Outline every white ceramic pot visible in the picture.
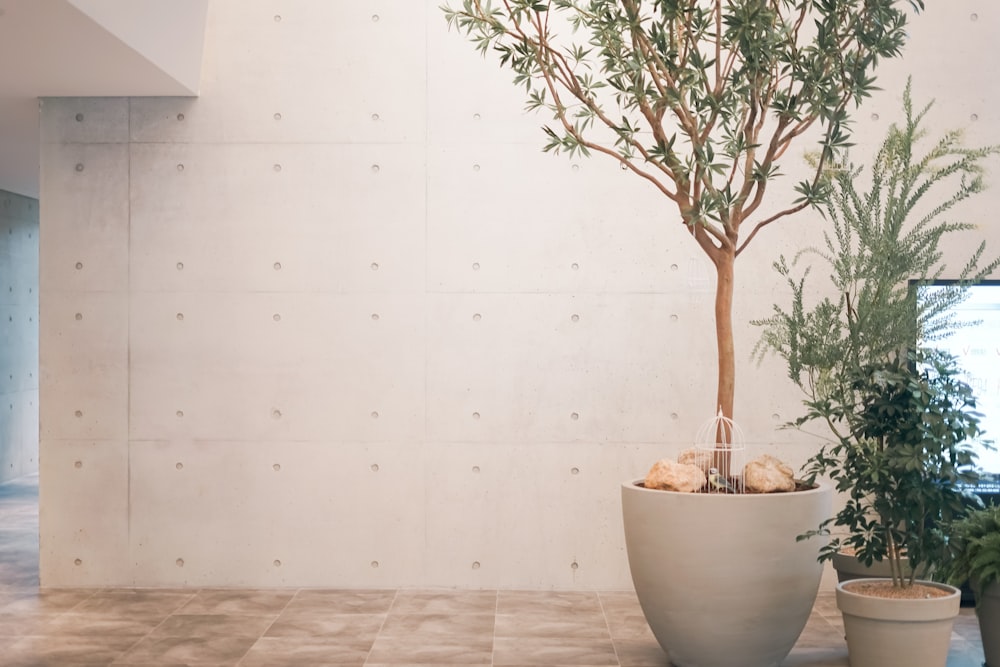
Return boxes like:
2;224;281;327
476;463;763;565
836;578;961;667
831;550;928;583
621;480;832;667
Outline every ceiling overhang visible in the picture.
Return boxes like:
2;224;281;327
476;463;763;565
0;0;209;197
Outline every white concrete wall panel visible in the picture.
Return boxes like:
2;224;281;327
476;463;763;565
128;440;428;587
38;143;129;293
36;0;1000;588
0;191;39;481
39;439;129;585
39;291;128;441
128;292;425;442
128;143;426;293
130;2;426;146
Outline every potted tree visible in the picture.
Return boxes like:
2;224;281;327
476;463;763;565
756;87;997;667
940;504;1000;667
442;2;925;665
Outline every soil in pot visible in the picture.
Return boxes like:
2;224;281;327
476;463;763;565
846;580;952;599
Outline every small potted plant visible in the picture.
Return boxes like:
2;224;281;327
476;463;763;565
755;85;998;667
940;504;1000;667
800;350;982;667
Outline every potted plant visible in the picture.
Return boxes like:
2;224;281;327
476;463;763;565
940;504;1000;667
819;351;983;667
756;87;997;667
442;2;925;665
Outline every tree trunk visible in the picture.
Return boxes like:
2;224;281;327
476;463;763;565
715;249;736;429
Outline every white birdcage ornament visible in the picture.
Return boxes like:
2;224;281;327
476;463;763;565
694;408;746;494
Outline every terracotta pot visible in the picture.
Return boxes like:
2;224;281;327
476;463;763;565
836;578;961;667
621;480;832;667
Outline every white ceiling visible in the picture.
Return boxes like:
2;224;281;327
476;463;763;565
0;0;209;198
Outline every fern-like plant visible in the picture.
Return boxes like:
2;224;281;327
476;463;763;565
941;504;1000;603
754;83;999;588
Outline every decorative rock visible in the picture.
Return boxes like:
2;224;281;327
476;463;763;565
678;448;713;472
645;459;706;493
744;454;796;493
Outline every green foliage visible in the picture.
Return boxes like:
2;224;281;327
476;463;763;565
755;86;999;587
754;83;1000;400
940;505;1000;603
796;350;985;588
442;0;924;238
443;0;927;425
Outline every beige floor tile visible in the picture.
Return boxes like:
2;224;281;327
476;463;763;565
0;588;96;613
239;636;372;666
7;633;139;665
612;637;668;667
366;635;493;664
114;634;257;665
149;613;276;639
179;588;296;615
492;635;619;666
264;610;385;638
390;590;497;615
286;589;397;614
378;612;495;638
35;612;164;639
496;590;602;615
72;589;195;619
494;610;610;639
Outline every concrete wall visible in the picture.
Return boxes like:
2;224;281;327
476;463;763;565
0;190;39;483
38;1;1000;588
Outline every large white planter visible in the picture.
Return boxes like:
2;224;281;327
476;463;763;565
836;578;961;667
621;480;832;667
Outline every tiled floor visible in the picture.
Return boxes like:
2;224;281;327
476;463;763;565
0;474;986;666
